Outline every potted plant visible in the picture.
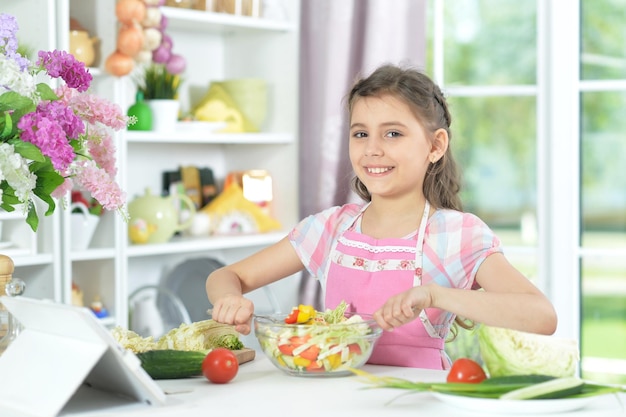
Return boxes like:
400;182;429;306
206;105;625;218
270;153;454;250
135;63;183;131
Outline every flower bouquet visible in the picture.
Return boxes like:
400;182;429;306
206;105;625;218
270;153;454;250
0;13;128;231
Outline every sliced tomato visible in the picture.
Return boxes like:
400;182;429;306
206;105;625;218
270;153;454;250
446;358;487;384
289;335;310;345
347;343;362;355
305;360;324;372
298;345;320;361
278;344;296;356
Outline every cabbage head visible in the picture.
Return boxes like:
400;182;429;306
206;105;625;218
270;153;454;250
478;325;579;377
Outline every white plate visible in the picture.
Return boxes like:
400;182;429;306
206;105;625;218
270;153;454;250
431;392;605;414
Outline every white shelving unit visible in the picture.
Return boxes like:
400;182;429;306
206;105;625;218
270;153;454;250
2;0;301;328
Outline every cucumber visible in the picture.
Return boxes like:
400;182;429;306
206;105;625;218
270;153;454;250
500;377;585;400
137;349;208;380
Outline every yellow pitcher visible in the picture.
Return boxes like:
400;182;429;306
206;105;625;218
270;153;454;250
69;30;98;67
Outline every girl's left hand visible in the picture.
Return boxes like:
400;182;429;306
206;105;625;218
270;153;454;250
373;285;434;331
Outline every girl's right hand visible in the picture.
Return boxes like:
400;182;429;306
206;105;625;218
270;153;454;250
210;295;255;335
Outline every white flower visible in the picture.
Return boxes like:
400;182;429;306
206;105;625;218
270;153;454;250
0;142;37;203
0;54;37;100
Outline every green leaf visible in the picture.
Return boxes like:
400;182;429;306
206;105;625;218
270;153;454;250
10;138;47;162
36;83;58;101
1;112;13;138
32;167;63;216
0;91;33;112
25;200;39;232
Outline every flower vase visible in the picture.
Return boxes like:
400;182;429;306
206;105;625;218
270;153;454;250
71;202;100;251
147;99;180;132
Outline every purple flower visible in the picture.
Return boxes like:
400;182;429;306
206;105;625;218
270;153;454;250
37;50;92;92
16;101;84;171
0;13;29;70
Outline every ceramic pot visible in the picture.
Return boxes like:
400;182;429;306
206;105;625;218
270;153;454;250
127;91;153;131
128;188;196;244
69;30;98;67
70;202;100;251
147;99;180;132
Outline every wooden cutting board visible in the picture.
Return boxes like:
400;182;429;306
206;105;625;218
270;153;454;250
233;348;256;364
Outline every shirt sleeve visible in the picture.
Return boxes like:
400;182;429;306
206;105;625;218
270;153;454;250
424;210;502;291
288;204;361;280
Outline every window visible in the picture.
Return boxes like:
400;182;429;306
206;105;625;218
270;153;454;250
429;0;626;383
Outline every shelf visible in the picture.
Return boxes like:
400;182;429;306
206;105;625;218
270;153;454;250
12;253;54;267
127;231;286;257
125;131;293;144
70;248;116;261
162;7;296;34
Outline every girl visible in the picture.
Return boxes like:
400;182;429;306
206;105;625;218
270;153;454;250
206;64;557;369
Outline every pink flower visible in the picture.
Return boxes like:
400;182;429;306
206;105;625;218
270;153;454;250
86;126;117;177
56;85;128;130
72;160;125;211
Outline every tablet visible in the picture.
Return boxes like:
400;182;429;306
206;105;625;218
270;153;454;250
0;296;166;417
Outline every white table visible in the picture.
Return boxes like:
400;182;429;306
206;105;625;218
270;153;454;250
5;357;625;417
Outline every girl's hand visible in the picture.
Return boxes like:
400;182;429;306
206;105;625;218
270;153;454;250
210;295;255;335
373;285;434;331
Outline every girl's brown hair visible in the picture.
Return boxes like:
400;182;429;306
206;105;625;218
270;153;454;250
347;64;462;212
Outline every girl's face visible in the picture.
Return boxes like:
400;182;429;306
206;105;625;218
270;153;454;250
349;94;438;200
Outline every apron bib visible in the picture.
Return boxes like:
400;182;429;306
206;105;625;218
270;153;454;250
324;201;448;369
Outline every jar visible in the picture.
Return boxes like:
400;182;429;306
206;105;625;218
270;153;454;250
69;30;98;67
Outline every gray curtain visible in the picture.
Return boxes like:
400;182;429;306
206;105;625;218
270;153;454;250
297;0;428;308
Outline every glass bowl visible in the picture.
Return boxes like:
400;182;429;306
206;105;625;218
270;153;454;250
254;312;382;377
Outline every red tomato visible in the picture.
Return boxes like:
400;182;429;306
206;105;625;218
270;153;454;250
446;358;487;383
202;348;239;384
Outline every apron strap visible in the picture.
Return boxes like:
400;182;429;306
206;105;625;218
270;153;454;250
414;200;440;338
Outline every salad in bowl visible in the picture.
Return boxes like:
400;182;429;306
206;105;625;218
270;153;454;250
254;301;382;377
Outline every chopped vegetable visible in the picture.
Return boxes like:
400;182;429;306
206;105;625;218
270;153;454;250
478;325;579;378
323;300;349;324
284;304;316;324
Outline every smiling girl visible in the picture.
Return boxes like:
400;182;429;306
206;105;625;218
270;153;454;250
206;64;557;369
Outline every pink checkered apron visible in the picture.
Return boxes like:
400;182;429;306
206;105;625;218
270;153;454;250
324;201;447;369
